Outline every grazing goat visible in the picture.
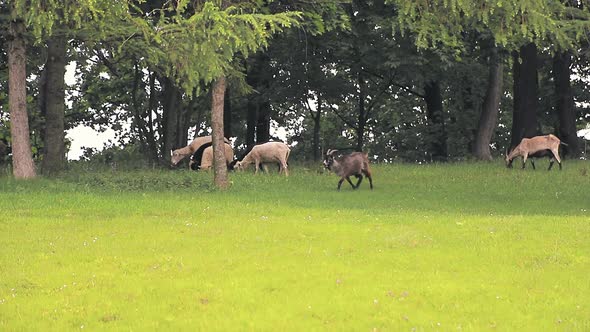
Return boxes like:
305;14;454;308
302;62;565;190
171;136;230;166
228;144;275;172
234;142;290;176
526;149;560;171
505;134;564;170
323;149;373;190
192;143;234;170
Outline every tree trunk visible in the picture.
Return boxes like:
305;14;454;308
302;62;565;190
424;80;447;161
177;95;189;151
162;77;181;162
146;72;159;162
131;61;150;158
473;47;503;160
510;43;539;148
41;35;67;176
223;86;232;138
246;53;271;145
356;73;366;152
312;97;321;161
256;100;270;144
8;16;35;179
246;98;257;148
211;77;229;190
553;51;580;157
190;91;205;139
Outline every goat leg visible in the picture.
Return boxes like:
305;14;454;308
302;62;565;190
363;170;373;190
337;178;345;191
354;174;363;189
345;176;356;189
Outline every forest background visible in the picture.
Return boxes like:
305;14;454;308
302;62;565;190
1;0;590;186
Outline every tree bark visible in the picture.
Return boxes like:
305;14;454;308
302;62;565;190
246;98;257;149
424;80;447;161
211;77;229;190
312;97;321;161
553;51;580;157
356;72;366;152
41;35;67;176
246;53;271;146
8;16;35;179
473;47;503;160
256;100;270;144
178;98;189;151
510;43;539;148
162;77;181;162
131;61;149;156
223;86;232;138
146;72;159;162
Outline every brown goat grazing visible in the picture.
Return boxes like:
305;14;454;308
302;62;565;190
505;134;564;170
323;149;373;191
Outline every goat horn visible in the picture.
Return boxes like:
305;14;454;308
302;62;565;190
170;150;173;157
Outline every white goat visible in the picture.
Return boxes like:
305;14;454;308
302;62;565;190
234;142;291;176
505;134;564;170
190;143;234;170
324;149;373;190
171;136;230;166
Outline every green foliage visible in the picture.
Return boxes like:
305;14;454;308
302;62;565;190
131;2;301;94
1;163;589;330
9;0;130;42
389;0;590;51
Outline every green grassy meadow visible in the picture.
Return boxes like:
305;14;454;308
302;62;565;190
1;161;589;331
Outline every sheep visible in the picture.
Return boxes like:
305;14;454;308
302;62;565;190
170;135;230;166
323;149;373;190
234;142;291;176
505;134;565;170
189;143;234;170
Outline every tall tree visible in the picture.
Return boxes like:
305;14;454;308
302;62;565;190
473;46;504;160
7;8;35;178
511;43;539;148
553;51;580;157
211;76;228;189
40;34;67;175
424;79;447;161
162;77;182;162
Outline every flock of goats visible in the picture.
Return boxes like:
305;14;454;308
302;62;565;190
170;134;566;191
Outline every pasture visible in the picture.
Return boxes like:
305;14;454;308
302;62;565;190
1;161;589;331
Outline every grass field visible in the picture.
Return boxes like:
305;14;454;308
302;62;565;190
1;161;589;331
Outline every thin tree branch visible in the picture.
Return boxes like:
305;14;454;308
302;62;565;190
328;104;358;130
362;68;425;98
94;49;120;77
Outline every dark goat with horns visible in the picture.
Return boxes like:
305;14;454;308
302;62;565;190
323;149;373;191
